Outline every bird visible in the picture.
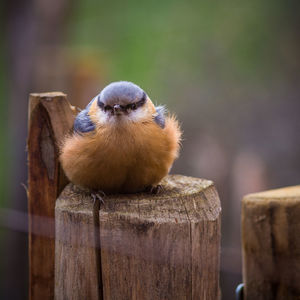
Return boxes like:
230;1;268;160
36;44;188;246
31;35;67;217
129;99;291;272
60;81;182;194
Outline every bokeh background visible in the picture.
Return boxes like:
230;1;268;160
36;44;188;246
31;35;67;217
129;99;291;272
1;0;300;299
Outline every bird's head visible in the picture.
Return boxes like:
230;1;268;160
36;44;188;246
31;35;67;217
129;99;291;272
90;81;155;125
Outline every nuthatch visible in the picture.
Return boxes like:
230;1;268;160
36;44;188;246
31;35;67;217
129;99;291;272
60;81;182;194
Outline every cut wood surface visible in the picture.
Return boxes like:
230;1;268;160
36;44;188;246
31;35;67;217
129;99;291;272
242;185;300;300
55;175;221;300
27;92;77;300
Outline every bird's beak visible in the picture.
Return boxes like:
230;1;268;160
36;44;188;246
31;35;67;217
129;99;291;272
113;104;123;115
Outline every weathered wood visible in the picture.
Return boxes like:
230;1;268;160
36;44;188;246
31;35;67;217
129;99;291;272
55;175;221;300
242;185;300;300
55;184;102;300
100;175;221;300
27;92;77;300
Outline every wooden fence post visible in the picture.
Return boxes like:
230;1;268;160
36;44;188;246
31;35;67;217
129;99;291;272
27;92;77;300
242;185;300;300
55;176;221;300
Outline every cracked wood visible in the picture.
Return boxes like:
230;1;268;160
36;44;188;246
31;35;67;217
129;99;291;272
55;175;221;300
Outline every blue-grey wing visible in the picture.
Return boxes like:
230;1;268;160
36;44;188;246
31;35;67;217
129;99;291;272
74;109;95;134
154;106;166;129
74;97;97;134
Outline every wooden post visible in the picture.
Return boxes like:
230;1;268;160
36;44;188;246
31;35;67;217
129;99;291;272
242;185;300;300
27;92;77;300
55;175;221;300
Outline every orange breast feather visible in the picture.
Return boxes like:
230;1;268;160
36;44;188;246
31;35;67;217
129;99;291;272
60;115;181;193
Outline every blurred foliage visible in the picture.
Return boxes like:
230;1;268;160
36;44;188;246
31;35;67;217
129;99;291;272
68;0;298;97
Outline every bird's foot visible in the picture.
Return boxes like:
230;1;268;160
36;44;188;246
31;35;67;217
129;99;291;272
144;184;164;195
91;190;106;207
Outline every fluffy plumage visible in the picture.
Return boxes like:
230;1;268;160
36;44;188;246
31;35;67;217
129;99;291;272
60;81;182;193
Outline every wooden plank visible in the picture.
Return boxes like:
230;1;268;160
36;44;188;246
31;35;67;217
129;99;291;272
99;175;221;300
27;92;77;300
55;184;102;300
242;185;300;300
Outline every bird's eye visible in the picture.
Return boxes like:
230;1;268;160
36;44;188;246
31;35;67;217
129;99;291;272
104;105;112;111
131;103;137;110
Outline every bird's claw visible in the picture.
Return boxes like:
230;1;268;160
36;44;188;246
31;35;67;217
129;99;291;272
91;191;105;206
145;184;163;195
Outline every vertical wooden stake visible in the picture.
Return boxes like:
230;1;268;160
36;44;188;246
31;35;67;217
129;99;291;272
27;92;77;300
242;185;300;300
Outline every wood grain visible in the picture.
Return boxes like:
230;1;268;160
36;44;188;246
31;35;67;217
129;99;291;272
27;92;77;300
55;175;221;300
55;184;102;300
242;185;300;300
100;175;221;300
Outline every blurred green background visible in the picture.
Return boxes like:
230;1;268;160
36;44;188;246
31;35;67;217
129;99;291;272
1;0;300;298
